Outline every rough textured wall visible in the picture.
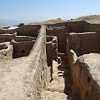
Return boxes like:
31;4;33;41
11;36;36;58
12;41;35;58
65;21;98;33
0;25;41;38
14;36;36;42
47;21;87;32
76;54;100;100
46;26;66;53
66;30;100;99
0;29;11;34
15;25;41;37
67;33;80;56
70;22;100;32
46;36;58;66
0;34;16;43
68;32;100;56
0;25;47;100
65;21;85;32
47;20;100;32
80;33;100;55
66;32;100;100
28;25;47;100
0;42;13;59
83;23;100;32
67;50;100;100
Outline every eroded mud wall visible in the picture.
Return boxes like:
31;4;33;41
67;50;100;100
46;26;66;53
15;25;40;37
0;25;41;37
0;42;13;59
0;34;16;43
66;32;100;100
68;32;100;56
12;41;35;58
27;25;47;100
46;36;58;66
0;26;47;100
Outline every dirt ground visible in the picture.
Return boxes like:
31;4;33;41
41;61;68;100
41;60;81;100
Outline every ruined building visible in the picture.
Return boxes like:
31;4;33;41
0;16;100;100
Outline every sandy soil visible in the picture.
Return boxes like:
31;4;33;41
0;57;31;100
41;60;82;100
41;61;69;100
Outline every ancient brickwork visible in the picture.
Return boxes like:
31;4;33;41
0;34;16;43
67;32;100;100
0;25;47;100
15;25;40;37
67;50;100;100
46;26;66;53
68;32;100;56
11;36;36;58
0;18;100;100
0;42;13;59
46;36;58;66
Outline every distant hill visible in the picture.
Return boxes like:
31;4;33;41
73;15;100;24
29;19;65;25
29;15;100;25
0;19;31;28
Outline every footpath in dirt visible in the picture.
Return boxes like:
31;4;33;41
41;60;71;100
41;60;81;100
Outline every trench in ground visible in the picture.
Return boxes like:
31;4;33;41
41;53;81;100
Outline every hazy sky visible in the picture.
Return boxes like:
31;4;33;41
0;0;100;21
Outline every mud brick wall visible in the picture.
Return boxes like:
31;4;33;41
68;32;100;56
67;50;100;100
46;26;66;53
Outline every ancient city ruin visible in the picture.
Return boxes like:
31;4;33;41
0;15;100;100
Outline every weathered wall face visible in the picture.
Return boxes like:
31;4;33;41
12;41;35;58
76;54;100;100
65;21;85;32
14;36;36;42
47;21;87;32
0;42;13;59
0;43;8;50
0;25;41;38
65;21;100;32
15;25;41;37
47;20;100;32
0;34;16;43
46;26;66;53
80;33;100;55
0;26;47;100
46;36;58;66
65;21;100;33
11;36;36;58
68;32;100;56
67;33;80;56
27;25;47;100
0;29;11;34
0;32;37;58
66;30;100;99
83;23;100;32
67;50;100;100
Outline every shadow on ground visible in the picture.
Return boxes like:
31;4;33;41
58;62;81;100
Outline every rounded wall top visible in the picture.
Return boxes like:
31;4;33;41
0;43;8;50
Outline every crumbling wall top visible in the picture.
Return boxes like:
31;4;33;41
77;53;100;86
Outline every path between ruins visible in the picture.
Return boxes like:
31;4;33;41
41;60;80;100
